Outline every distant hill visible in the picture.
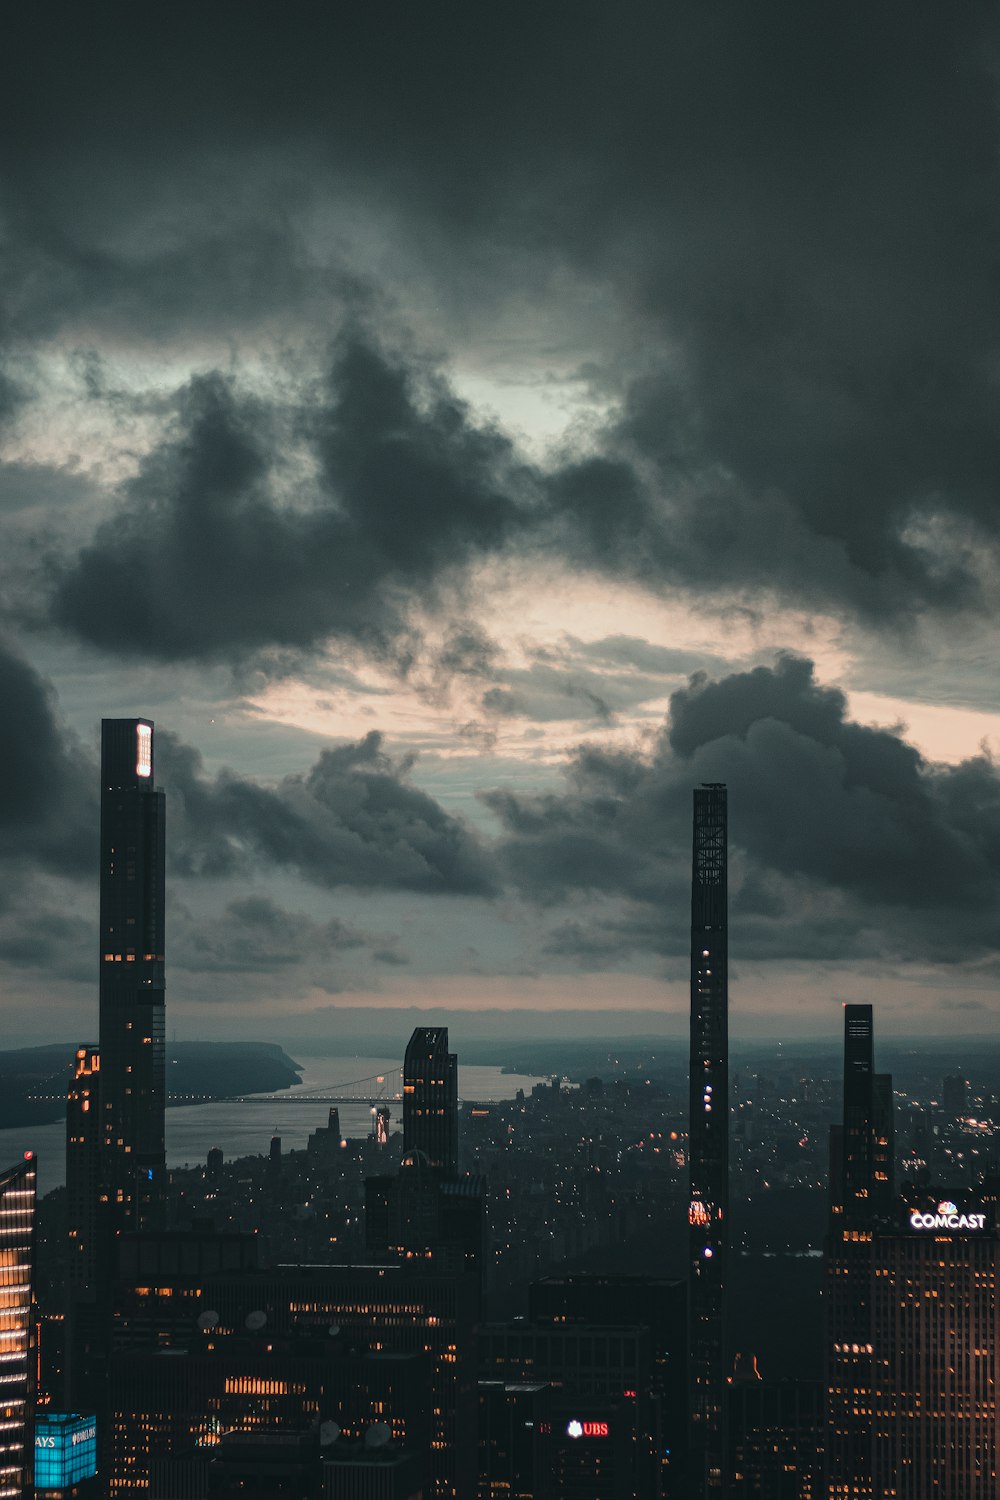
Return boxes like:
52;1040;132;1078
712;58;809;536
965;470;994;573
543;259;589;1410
0;1041;301;1128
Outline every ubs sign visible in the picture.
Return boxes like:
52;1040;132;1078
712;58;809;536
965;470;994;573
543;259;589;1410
909;1200;988;1232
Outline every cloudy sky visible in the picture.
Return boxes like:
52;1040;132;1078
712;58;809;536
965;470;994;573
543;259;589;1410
2;2;1000;1045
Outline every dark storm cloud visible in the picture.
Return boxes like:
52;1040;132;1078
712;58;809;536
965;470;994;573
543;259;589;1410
170;894;404;981
0;642;493;897
159;728;495;896
487;656;1000;963
51;337;528;662
0;639;96;874
3;3;999;648
0;892;91;982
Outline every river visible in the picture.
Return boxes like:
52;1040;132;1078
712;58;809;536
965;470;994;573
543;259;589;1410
0;1053;547;1196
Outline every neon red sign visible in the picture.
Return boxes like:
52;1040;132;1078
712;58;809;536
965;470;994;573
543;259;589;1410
566;1419;610;1438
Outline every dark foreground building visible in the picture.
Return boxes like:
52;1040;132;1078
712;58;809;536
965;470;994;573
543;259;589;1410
824;1005;1000;1498
106;1244;474;1499
403;1028;458;1175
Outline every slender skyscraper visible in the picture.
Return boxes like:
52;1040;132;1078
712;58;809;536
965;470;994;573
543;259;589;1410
838;1003;894;1227
0;1153;36;1500
98;718;166;1232
403;1026;458;1174
688;783;729;1493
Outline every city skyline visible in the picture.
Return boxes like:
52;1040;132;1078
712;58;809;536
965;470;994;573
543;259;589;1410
4;6;1000;1044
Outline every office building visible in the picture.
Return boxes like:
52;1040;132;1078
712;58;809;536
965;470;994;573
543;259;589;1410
0;1153;36;1500
33;1411;98;1498
366;1167;485;1287
727;1379;822;1499
942;1074;968;1118
823;1006;1000;1497
99;718;166;1233
548;1404;636;1500
478;1380;552;1499
109;1256;471;1499
307;1109;345;1162
530;1275;687;1496
688;783;729;1492
403;1029;458;1174
825;1195;1000;1499
320;1444;425;1499
479;1321;651;1498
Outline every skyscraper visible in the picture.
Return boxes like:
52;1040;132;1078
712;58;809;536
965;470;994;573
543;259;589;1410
99;718;166;1233
836;1004;894;1228
825;1184;1000;1496
818;1005;1000;1499
688;783;728;1494
403;1027;458;1174
0;1153;36;1500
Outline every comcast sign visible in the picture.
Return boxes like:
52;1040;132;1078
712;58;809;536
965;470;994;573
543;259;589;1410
908;1200;987;1232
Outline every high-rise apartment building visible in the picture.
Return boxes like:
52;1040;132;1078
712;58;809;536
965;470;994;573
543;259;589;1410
0;1153;36;1500
403;1028;458;1175
688;783;729;1493
98;718;166;1232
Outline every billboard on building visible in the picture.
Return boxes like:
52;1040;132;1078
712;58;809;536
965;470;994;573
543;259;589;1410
34;1413;97;1491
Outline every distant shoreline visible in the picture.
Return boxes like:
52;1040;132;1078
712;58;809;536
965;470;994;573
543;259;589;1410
0;1040;301;1131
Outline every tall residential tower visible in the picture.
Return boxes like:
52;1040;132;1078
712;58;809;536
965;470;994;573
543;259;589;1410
403;1026;458;1174
98;718;166;1232
688;783;729;1493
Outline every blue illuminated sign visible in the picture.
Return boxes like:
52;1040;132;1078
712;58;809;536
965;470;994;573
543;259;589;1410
34;1412;97;1489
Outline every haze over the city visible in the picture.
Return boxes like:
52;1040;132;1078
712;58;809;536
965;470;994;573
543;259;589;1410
2;3;1000;1043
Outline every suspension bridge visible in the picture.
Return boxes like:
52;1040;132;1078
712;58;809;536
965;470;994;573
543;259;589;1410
168;1067;405;1108
28;1067;405;1110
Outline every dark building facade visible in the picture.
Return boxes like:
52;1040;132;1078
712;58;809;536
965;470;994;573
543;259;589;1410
530;1275;687;1497
478;1380;552;1499
109;1255;474;1500
66;1045;102;1294
0;1153;36;1500
688;783;729;1493
99;718;166;1234
822;1005;1000;1497
838;1005;894;1226
403;1029;458;1175
825;1201;1000;1499
366;1168;485;1288
727;1379;822;1499
478;1321;652;1499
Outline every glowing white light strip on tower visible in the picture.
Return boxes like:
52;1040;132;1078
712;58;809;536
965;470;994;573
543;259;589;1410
136;724;152;777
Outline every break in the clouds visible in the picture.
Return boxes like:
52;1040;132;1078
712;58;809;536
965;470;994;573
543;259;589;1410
2;4;1000;1031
